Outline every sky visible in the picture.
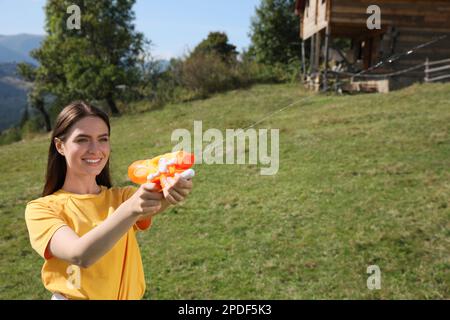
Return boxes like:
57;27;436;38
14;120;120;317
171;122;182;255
0;0;261;59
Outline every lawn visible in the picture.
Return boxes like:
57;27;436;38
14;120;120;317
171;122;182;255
0;83;449;299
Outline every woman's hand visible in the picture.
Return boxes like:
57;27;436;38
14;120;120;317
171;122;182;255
127;183;164;218
161;173;193;205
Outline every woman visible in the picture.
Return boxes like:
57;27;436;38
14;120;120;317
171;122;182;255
25;101;193;300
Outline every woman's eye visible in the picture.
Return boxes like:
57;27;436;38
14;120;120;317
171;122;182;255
75;137;108;143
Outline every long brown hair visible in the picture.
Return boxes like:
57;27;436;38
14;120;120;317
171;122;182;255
42;101;112;196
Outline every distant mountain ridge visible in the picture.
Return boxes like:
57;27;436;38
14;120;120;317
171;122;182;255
0;34;45;64
0;34;45;132
0;44;31;64
0;66;29;132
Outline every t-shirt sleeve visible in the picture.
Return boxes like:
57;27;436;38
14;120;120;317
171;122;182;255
25;199;68;260
122;185;153;232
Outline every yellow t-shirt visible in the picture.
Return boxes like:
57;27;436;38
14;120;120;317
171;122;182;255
24;185;151;300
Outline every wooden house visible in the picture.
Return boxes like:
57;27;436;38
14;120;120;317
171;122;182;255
295;0;450;92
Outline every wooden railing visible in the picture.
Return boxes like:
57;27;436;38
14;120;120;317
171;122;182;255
425;58;450;83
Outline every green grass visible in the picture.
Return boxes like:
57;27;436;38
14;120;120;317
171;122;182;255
0;83;449;299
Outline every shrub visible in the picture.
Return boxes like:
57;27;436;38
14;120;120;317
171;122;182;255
0;127;22;145
181;52;242;97
239;58;302;84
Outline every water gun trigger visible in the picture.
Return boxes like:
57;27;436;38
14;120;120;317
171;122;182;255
179;168;195;180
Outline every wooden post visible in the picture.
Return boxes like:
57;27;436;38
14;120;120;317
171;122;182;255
315;32;321;73
314;32;321;92
323;25;331;92
425;57;429;83
310;34;315;74
301;40;306;82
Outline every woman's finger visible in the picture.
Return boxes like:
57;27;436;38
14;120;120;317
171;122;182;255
142;182;158;192
168;188;184;202
142;199;161;208
173;176;192;189
172;187;190;197
164;193;179;205
141;190;163;200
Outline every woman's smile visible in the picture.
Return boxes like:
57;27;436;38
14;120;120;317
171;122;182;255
83;158;103;166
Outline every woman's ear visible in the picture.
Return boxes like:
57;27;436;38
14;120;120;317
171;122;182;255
54;137;65;156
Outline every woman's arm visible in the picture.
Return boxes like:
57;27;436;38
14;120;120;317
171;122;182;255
49;177;193;268
49;201;139;268
49;183;162;268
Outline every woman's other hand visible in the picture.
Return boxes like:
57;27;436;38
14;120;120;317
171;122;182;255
161;173;193;205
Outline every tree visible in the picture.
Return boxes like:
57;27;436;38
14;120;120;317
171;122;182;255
191;32;238;63
248;0;302;65
29;0;146;116
137;42;167;100
181;32;240;96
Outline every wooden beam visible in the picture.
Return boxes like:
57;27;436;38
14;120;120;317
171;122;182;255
301;40;306;81
323;25;331;91
315;32;321;72
310;34;315;74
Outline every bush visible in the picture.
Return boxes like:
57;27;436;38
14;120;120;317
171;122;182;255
239;58;302;84
132;50;303;112
0;127;22;146
153;73;183;106
20;115;48;140
135;58;185;110
181;52;243;97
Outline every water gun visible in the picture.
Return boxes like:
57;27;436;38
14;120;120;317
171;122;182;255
128;151;195;191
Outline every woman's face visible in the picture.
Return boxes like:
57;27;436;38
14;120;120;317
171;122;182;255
55;116;110;178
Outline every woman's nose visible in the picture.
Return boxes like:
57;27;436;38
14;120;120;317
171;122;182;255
88;141;101;152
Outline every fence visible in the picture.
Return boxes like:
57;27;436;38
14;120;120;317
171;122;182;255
425;58;450;83
318;57;450;93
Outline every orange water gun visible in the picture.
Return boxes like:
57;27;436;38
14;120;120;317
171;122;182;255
128;151;195;191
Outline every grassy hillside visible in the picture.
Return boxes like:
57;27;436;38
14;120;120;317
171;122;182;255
0;83;449;299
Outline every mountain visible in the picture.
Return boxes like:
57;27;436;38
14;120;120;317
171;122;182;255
0;62;19;77
0;44;31;64
0;35;45;132
0;34;45;64
0;63;31;132
157;59;171;72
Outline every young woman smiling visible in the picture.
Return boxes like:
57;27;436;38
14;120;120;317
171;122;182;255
25;101;193;300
